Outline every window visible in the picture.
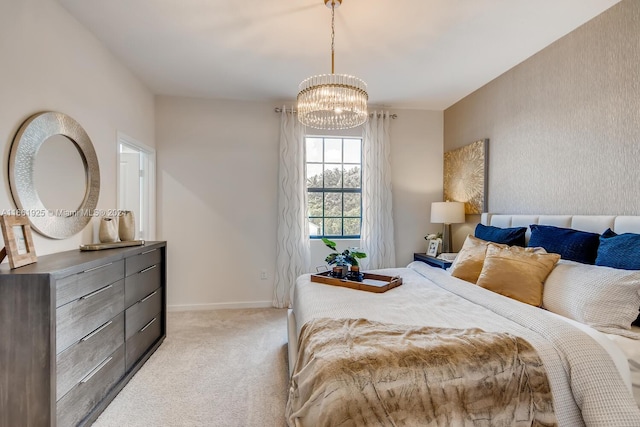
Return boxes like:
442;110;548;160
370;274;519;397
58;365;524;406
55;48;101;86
306;136;362;238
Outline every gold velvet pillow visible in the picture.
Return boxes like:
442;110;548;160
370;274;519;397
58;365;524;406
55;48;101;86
476;244;561;306
449;235;503;284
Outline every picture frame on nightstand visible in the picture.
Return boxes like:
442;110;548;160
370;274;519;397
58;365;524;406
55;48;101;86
426;240;439;257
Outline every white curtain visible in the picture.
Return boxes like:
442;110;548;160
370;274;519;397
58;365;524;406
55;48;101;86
273;107;310;308
361;111;396;269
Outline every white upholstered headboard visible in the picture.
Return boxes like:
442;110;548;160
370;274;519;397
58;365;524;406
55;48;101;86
481;213;640;242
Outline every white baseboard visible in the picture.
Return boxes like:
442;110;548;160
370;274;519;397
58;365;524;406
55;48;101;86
167;300;273;312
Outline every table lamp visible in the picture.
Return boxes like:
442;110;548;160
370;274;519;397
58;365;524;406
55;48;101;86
430;201;465;253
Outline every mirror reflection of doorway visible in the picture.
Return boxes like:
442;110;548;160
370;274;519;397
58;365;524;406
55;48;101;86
117;133;156;240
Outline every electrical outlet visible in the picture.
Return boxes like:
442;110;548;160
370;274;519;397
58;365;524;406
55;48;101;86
260;270;268;280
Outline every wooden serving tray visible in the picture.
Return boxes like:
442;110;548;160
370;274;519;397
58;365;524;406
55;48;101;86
310;271;403;293
79;240;145;251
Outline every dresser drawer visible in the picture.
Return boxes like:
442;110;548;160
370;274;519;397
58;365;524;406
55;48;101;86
56;312;124;401
56;280;125;354
125;263;161;307
125;248;162;277
125;288;162;341
56;260;124;308
57;344;125;427
126;313;161;371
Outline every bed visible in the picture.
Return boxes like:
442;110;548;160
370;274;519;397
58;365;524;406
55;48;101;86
286;214;640;426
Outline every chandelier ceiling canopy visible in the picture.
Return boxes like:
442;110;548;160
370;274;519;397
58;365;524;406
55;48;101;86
296;0;369;130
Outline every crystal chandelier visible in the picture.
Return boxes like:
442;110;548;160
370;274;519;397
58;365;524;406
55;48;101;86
297;0;368;130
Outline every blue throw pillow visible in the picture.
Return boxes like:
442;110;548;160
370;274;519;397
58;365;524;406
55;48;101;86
596;228;640;270
474;223;526;247
528;224;600;264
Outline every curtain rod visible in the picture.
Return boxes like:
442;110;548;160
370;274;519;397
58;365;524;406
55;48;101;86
274;107;397;119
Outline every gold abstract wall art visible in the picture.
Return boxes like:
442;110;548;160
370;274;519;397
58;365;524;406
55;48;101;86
444;139;488;214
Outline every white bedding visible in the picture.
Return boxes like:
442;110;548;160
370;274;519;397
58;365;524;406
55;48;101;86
604;327;640;404
479;212;640;406
291;262;640;427
449;262;640;396
545;310;632;391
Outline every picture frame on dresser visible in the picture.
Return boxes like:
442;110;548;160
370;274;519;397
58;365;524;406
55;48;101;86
0;214;37;269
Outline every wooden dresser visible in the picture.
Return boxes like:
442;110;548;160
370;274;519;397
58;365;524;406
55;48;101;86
0;241;167;427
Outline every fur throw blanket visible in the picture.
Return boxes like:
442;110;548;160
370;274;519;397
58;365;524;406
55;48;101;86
287;318;556;427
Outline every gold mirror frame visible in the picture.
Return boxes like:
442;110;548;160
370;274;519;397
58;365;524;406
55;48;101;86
9;112;100;239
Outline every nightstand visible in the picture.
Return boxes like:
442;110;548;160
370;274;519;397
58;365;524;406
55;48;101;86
413;253;453;269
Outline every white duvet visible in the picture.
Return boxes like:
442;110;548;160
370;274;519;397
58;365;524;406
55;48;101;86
292;262;640;427
604;328;640;405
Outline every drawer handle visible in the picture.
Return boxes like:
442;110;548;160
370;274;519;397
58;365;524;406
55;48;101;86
83;262;114;273
80;356;113;384
141;249;157;255
139;265;157;274
80;284;113;300
140;291;158;304
139;317;157;333
81;320;113;342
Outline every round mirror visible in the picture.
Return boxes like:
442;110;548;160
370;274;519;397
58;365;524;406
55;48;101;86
9;112;100;239
34;134;88;211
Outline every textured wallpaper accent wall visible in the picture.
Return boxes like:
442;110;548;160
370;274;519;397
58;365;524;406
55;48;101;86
444;0;639;216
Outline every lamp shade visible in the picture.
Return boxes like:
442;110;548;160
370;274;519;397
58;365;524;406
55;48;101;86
431;202;465;224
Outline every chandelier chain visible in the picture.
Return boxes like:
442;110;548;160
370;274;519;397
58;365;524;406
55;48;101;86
331;2;335;74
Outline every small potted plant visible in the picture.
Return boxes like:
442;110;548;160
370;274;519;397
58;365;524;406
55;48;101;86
322;237;367;279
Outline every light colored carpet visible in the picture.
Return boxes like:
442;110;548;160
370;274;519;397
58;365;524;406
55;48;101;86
92;308;289;427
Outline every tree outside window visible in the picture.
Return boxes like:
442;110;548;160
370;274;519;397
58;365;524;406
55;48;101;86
306;136;362;238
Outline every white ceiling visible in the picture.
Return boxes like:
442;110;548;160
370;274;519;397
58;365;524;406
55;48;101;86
58;0;620;110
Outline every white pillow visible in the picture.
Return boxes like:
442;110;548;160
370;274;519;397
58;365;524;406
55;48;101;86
543;260;640;338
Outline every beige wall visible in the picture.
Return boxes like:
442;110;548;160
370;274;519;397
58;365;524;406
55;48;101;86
156;97;280;310
0;0;155;256
390;109;444;264
444;0;640;248
156;96;442;309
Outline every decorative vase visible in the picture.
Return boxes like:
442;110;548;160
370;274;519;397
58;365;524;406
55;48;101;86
118;210;135;241
99;218;118;243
